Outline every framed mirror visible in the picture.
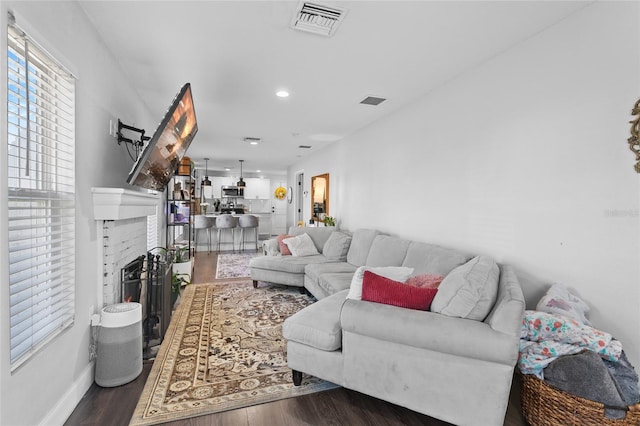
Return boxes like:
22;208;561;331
311;173;329;222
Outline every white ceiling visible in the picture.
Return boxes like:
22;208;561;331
78;0;590;176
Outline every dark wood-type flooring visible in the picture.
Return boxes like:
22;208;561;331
65;251;527;426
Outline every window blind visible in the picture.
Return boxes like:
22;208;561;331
7;26;76;370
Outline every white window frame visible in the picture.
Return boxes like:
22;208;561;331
7;24;76;371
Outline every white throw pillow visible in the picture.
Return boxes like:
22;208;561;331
283;233;319;257
430;255;499;321
346;266;414;300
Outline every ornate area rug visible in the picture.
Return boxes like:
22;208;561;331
129;281;337;425
215;253;260;278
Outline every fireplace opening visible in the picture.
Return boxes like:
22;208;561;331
121;255;145;303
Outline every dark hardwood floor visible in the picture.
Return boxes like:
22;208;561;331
65;251;527;426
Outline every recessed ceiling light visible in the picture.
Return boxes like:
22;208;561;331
256;169;262;173
276;90;290;98
224;167;231;171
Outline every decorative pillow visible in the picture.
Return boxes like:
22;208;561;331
346;266;414;300
283;233;319;257
277;234;292;256
405;274;444;289
362;271;438;311
322;232;352;261
430;255;499;321
536;283;591;325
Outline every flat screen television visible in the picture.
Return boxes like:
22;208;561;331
127;83;198;191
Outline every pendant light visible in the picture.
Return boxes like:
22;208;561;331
201;157;211;186
237;159;246;189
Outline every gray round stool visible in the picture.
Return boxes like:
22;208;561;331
239;214;259;251
216;214;239;252
194;215;215;253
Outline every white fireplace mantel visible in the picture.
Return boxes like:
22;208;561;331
92;187;160;220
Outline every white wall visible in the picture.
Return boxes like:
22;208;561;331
290;2;640;368
0;2;156;424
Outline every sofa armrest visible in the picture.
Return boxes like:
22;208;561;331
340;299;520;365
262;238;280;256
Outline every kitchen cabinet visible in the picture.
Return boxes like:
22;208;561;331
243;178;271;199
254;213;272;239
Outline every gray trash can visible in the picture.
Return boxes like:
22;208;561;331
95;302;142;387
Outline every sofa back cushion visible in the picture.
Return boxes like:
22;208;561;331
346;229;380;266
289;226;336;252
322;231;352;261
365;235;410;267
402;241;470;276
430;255;499;321
483;264;525;337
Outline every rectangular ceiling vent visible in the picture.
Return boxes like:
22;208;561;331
360;96;387;106
291;2;347;37
298;145;313;149
243;137;261;142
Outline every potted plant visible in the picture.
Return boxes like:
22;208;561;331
171;245;193;282
171;272;191;307
323;216;336;227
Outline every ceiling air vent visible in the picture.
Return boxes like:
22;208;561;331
298;145;312;149
291;2;347;37
360;96;387;106
243;137;261;145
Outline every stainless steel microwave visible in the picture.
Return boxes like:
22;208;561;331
221;186;243;197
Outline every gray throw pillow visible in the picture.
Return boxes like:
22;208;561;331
322;232;352;261
431;255;499;321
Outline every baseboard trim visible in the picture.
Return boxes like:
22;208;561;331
39;361;95;426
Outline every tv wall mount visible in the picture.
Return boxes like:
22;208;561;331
117;119;151;160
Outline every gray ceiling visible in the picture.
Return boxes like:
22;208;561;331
78;1;590;176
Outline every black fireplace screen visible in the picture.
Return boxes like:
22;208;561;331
120;251;170;358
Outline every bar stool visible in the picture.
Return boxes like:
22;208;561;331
238;215;259;252
194;215;215;254
216;214;239;252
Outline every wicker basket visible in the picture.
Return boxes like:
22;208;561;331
521;373;640;426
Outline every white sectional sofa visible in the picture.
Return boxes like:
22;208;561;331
249;227;525;426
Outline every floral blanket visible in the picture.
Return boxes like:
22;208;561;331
518;310;623;378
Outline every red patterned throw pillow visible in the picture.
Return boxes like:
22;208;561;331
362;270;438;311
277;234;292;255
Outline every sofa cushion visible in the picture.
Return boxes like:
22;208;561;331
283;290;348;351
402;241;470;276
346;266;414;300
250;253;330;274
362;271;438;311
431;255;499;321
305;262;358;283
346;229;380;266
365;235;410;267
284;233;320;257
322;231;352;261
277;234;293;255
316;272;355;295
